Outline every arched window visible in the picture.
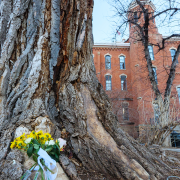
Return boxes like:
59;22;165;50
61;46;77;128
148;45;154;60
120;56;126;69
134;12;138;23
153;103;159;123
121;75;127;90
122;102;129;120
105;75;112;90
105;55;111;69
177;87;180;104
151;12;154;23
152;67;158;84
170;49;176;61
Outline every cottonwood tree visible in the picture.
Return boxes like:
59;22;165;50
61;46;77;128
111;0;180;146
0;0;179;179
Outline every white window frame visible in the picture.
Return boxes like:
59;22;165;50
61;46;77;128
105;54;112;69
169;47;177;62
118;54;126;70
105;74;112;91
152;66;158;84
120;74;127;91
148;45;154;61
122;102;129;120
176;85;180;104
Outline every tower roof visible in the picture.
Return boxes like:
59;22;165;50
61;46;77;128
128;0;156;11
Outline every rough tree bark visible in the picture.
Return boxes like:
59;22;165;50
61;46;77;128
0;0;179;179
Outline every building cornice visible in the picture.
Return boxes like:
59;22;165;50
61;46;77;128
93;43;130;49
162;36;180;41
93;47;129;51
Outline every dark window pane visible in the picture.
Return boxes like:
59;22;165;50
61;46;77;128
171;49;176;61
153;104;159;123
105;55;111;69
148;45;154;60
122;103;129;120
121;75;127;90
120;56;126;69
152;67;158;84
106;75;111;90
152;12;154;23
134;12;138;23
177;87;180;103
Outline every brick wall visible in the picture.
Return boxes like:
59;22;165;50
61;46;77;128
93;3;180;139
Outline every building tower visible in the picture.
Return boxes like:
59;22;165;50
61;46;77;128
93;0;180;142
128;0;163;136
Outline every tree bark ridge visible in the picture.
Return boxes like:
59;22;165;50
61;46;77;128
0;0;178;179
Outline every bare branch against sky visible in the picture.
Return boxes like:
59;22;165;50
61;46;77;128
93;0;180;43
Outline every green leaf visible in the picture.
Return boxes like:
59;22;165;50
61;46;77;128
49;154;59;162
33;148;40;155
56;149;60;155
45;146;53;152
32;139;40;146
27;145;33;157
53;146;60;155
55;153;59;160
32;154;38;162
41;144;45;150
39;167;45;180
34;144;40;149
50;151;55;155
55;144;60;151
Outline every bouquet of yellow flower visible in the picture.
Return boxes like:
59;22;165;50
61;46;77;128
10;130;66;180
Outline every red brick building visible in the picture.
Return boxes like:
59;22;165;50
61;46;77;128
93;1;180;139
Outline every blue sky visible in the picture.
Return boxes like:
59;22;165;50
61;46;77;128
92;0;120;43
92;0;180;43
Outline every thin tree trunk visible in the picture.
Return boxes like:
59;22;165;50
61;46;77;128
0;0;179;179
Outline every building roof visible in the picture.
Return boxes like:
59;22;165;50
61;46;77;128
93;42;130;48
162;36;180;41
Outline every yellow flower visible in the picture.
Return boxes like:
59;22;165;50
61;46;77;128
60;147;64;151
27;134;31;138
16;140;26;149
10;141;16;149
39;134;47;144
20;133;26;140
44;133;51;140
14;133;26;142
36;130;43;136
35;130;44;140
27;131;36;139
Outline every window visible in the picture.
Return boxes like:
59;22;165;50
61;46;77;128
151;12;154;23
134;12;138;23
122;102;129;120
148;45;154;60
171;49;176;61
177;87;180;103
121;75;127;90
152;67;158;84
105;75;112;91
105;55;111;69
120;56;126;69
153;103;159;123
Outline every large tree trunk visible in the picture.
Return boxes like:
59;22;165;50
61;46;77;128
0;0;179;179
